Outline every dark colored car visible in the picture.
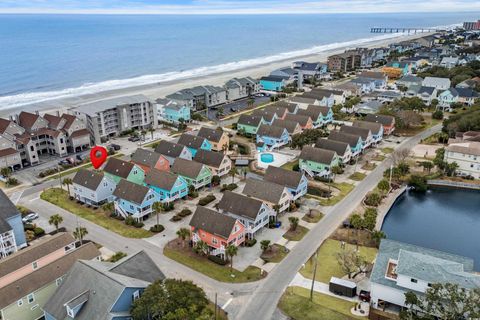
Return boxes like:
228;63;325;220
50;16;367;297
109;144;121;151
128;136;141;142
359;290;371;302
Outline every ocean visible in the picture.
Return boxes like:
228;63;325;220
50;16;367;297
0;12;478;110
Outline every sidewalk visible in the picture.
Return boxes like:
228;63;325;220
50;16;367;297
289;273;359;303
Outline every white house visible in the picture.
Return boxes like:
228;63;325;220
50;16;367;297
444;141;480;179
72;169;116;207
370;239;480;314
422;77;451;90
439;56;459;69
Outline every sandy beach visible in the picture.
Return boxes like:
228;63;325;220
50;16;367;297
0;32;432;118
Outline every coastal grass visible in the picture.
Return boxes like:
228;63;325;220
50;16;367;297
163;244;265;283
372;154;386;161
361;162;377;171
300;239;378;283
318;182;354;206
279;287;363;320
260;244;289;263
302;211;324;223
40;188;153;238
283;225;309;241
281;159;299;171
381;147;394;154
348;172;366;181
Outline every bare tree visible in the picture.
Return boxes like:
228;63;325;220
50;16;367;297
335;248;368;279
391;148;412;166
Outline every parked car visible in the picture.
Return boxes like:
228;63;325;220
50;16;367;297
230;107;237;112
109;144;121;151
58;159;70;165
76;154;88;161
22;213;39;223
359;290;371;302
128;136;141;142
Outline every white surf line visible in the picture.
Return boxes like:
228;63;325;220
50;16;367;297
222;298;233;310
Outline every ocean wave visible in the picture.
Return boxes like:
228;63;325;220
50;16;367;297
0;24;458;111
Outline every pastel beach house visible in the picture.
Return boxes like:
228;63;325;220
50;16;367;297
217;191;273;238
158;102;191;124
242;178;292;214
365;114;396;135
193;149;232;178
284;113;314;130
190;206;245;258
237;114;265;136
259;75;288;91
113;179;158;221
197;127;229;152
130;148;170;174
264;166;308;200
177;133;212;157
71;169;116;207
328;131;364;158
271;119;302;136
171;158;212;190
297;105;333;128
154;140;192;166
299;146;340;178
256;124;290;150
252;109;278;125
315;138;352;165
144;169;188;202
353;120;384;145
103;157;145;185
340;125;373;149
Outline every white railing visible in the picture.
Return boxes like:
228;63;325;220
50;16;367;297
211;245;226;256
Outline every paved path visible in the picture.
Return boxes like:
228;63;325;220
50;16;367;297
289;273;358;302
235;124;442;320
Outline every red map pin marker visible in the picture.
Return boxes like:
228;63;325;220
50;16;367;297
90;146;108;169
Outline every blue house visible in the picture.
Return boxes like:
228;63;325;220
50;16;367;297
259;75;288;91
113;179;159;221
144;169;188;202
43;251;165;320
256;124;290;150
328;131;364;157
177;133;212;157
0;189;27;258
160;103;191;124
297;105;334;128
264;166;308;200
353;120;384;145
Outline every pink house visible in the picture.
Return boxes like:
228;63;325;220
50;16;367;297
130;148;170;173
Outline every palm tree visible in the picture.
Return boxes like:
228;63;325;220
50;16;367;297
260;240;271;253
225;244;238;272
0;167;12;178
73;226;88;245
247;98;255;108
148;127;155;140
371;230;386;248
288;217;299;231
273;204;281;222
176;227;190;248
194;240;208;256
152;201;165;226
48;214;63;232
62;178;73;195
229;166;238;184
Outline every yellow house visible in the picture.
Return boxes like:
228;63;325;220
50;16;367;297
381;67;403;80
197;127;229;152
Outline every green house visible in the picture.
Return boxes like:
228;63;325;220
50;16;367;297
237;114;265;136
103;157;145;185
172;158;212;190
299;146;339;178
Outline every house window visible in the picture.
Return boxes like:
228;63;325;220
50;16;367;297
427;283;432;287
27;293;35;304
212;238;218;244
133;290;140;301
17;299;23;307
56;278;63;286
411;278;418;283
32;261;38;270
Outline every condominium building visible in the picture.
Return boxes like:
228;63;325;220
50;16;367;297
0;189;26;259
327;51;362;72
166;85;227;110
71;95;158;144
444;141;480;179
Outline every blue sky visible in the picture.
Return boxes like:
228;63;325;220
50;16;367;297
1;0;480;14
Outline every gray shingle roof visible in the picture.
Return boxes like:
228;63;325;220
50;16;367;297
272;119;300;134
315;138;349;157
154;140;187;158
237;114;263;127
103;158;135;179
299;146;337;164
256;124;288;139
72;169;105;191
172;158;206;179
297;105;330;119
217;191;264;220
130;148;164;168
340;125;371;141
113;179;150;205
190;206;238;239
264;106;288;118
197;127;224;143
144;169;180;190
353;120;383;135
271;101;298;113
43;251;164;320
365;114;395;126
193;149;227;168
285;113;312;127
178;133;208;150
252;109;277;122
329;131;362;148
264;166;304;189
242;178;287;204
0;189;19;233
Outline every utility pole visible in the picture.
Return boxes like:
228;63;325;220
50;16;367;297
389;163;393;187
214;292;218;320
310;250;319;301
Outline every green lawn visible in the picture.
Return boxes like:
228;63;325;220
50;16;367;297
260;244;289;263
164;246;265;283
361;162;377;171
318;182;354;206
281;159;299;171
283;225;309;241
300;239;378;283
372;154;386;161
302;211;324;223
348;172;366;181
40;188;153;238
381;147;394;154
278;287;363;320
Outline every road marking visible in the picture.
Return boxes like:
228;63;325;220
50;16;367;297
29;196;40;202
222;298;233;309
9;190;24;204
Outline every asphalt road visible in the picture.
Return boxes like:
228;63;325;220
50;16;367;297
235;124;442;320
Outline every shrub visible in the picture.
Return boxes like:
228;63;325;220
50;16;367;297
292;163;300;171
208;255;229;265
108;251;127;262
133;222;144;228
198;194;216;206
150;224;165;233
237;143;250;155
178;208;192;217
211;175;221;186
33;227;45;237
220;183;238;192
363;208;378;231
125;216;135;226
307;186;330;197
408;175;428;192
163;202;175;212
170;215;182;222
432;110;443;120
24;223;35;231
6;177;19;186
244;238;257;247
364;192;382;207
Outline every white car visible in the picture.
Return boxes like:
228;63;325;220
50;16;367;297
22;213;39;223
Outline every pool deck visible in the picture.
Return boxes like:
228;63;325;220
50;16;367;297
256;151;296;169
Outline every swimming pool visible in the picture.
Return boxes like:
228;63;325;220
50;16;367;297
260;153;274;163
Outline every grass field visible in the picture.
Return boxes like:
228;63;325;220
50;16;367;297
318;182;354;206
283;225;309;241
348;172;366;181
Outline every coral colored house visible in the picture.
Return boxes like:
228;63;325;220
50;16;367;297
190;206;245;258
130;148;170;173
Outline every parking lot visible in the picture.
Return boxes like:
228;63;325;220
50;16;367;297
204;94;271;121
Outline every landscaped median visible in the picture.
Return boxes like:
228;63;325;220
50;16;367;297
40;188;153;238
163;240;266;283
306;182;355;207
279;286;365;320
